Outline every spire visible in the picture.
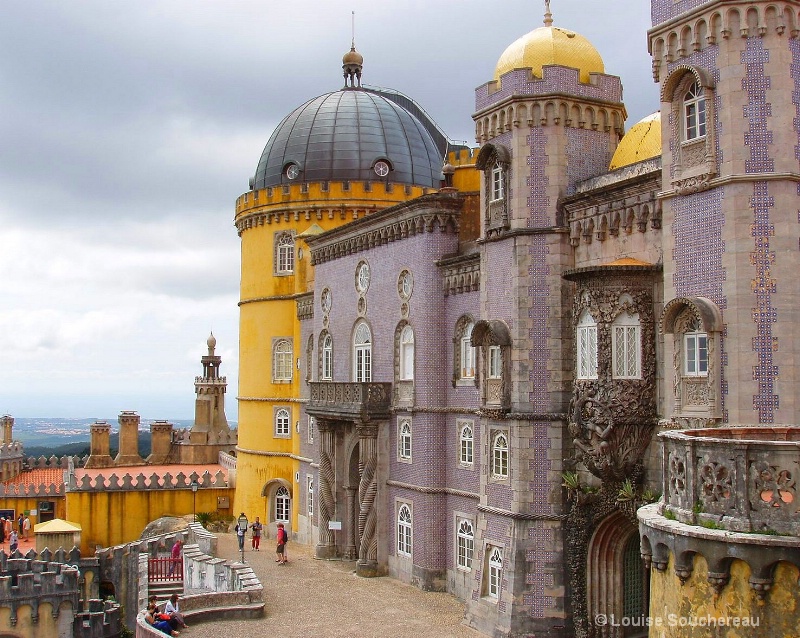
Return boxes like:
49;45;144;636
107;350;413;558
544;0;553;27
342;11;363;88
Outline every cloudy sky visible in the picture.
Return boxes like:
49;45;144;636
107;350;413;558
0;0;658;421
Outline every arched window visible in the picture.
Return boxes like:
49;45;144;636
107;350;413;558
684;321;708;377
577;311;598;380
273;339;293;382
612;311;641;379
491;432;509;479
397;503;412;556
399;325;414;380
275;408;291;437
684;81;706;141
461;322;476;379
276;233;295;274
274;485;291;522
488;346;502;379
491;164;504;201
398;419;412;461
457;518;474;570
321;333;333;380
459;421;474;466
488;546;503;598
353;322;372;382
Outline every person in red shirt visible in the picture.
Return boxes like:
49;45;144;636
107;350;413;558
275;523;287;564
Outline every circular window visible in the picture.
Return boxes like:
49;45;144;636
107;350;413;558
356;261;371;293
398;270;413;299
321;288;332;314
373;160;390;177
285;164;300;180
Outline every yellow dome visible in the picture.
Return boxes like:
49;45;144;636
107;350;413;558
494;26;605;84
609;112;662;170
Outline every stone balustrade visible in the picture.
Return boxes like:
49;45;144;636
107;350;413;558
661;425;800;535
307;382;392;421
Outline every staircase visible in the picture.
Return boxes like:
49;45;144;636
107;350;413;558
148;555;184;600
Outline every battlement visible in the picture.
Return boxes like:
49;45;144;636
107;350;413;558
0;442;24;459
75;600;122;638
67;469;227;492
172;429;237;446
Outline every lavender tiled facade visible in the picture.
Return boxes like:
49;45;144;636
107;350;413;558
266;3;800;637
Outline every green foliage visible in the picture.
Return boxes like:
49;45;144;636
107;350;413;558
642;488;661;504
561;471;581;491
195;512;214;529
692;501;704;515
617;478;637;502
699;519;724;530
119;624;134;638
663;508;676;521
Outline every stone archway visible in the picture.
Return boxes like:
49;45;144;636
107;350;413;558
587;511;646;638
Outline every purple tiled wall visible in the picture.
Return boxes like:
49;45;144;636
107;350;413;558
652;0;711;26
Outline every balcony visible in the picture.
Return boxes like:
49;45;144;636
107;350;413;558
307;382;392;422
661;426;800;535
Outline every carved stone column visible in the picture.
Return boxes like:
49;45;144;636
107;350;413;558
315;419;338;559
344;486;358;560
356;422;379;577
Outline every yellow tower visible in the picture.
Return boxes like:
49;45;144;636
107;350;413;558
233;46;454;534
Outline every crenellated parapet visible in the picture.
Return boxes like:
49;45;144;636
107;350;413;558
66;469;227;493
474;65;626;143
26;455;85;469
74;600;121;638
0;442;24;459
0;483;62;496
649;2;800;82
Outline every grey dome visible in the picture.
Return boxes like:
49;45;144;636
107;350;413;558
252;87;448;190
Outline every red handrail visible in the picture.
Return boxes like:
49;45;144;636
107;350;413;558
148;556;183;582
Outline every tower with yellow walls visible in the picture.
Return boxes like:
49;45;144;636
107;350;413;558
232;46;460;534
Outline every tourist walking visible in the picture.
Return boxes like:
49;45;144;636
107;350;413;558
275;522;288;564
22;516;30;540
250;517;263;550
168;539;182;576
9;531;18;553
234;515;246;551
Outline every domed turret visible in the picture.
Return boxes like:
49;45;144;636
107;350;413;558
494;3;604;84
343;43;363;87
251;88;447;190
609;112;661;170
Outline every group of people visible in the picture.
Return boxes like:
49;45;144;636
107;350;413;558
145;593;188;636
234;515;288;564
0;514;30;551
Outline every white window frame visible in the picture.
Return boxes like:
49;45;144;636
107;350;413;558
461;322;476;379
487;546;503;599
577;311;598;380
684;330;709;377
307;476;314;516
275;408;291;437
276;233;295;274
321;333;333;381
458;420;474;467
488;345;502;379
398;419;412;462
491;164;504;202
397;503;412;557
683;81;706;141
273;338;293;383
612;312;641;379
491;432;509;479
307;415;315;444
456;518;475;571
353;322;372;382
275;485;291;522
399;325;414;381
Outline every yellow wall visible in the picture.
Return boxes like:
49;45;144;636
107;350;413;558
649;553;800;638
0;495;62;526
64;487;232;555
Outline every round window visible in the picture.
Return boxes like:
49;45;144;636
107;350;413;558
373;160;390;177
285;164;300;180
356;262;371;293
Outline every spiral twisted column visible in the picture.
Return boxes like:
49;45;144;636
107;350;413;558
315;418;338;559
356;423;379;577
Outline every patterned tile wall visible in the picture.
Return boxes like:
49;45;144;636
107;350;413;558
525;524;556;617
743;38;778;422
652;0;711;26
565;128;613;195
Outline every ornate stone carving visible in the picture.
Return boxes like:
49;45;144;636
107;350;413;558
674;173;712;195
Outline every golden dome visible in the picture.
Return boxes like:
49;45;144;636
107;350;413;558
343;45;363;66
609;112;662;170
494;26;605;84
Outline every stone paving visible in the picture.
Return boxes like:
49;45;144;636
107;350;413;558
185;532;482;638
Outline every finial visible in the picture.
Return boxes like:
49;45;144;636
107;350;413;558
342;11;364;88
544;0;553;27
351;10;356;48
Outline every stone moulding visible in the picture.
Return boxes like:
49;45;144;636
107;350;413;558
306;382;392;421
